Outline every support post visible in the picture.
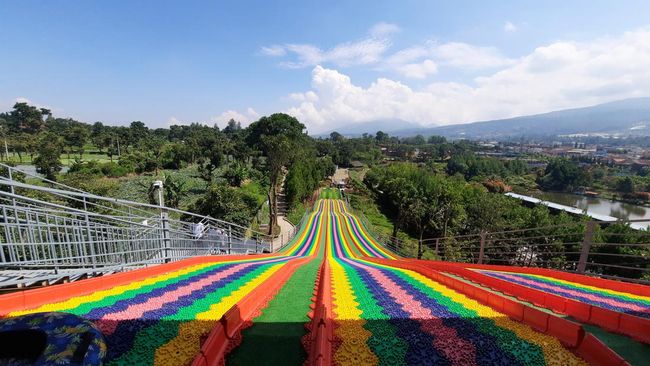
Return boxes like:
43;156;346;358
478;231;486;264
434;238;440;258
83;197;97;269
154;180;171;263
228;226;232;254
578;221;596;273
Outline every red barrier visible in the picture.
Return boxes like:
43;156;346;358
523;307;549;332
619;314;650;344
566;300;591;323
307;258;333;366
590;307;620;333
501;298;524;322
547;316;584;348
417;259;650;297
411;259;650;344
576;333;629;366
543;293;567;314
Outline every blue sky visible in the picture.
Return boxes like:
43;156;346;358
2;1;650;133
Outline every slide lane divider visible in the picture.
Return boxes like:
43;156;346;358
191;255;314;366
305;258;333;366
416;260;650;344
367;257;630;366
441;261;650;297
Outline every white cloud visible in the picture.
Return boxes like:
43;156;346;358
261;23;394;68
396;59;438;79
260;45;286;57
211;108;260;127
167;116;182;126
380;41;513;78
369;22;401;38
286;27;650;133
504;21;517;33
430;42;515;70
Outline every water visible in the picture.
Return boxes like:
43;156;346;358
534;191;650;221
15;165;69;177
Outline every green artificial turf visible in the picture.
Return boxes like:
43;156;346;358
319;188;341;199
227;254;323;365
580;323;650;366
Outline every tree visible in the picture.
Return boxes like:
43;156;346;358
91;122;111;152
189;183;261;227
617;176;635;193
330;131;344;142
34;133;63;180
223;119;242;135
538;158;590;191
223;162;248;187
196;131;226;183
375;130;389;143
246;113;305;234
64;126;89;158
129;121;149;147
8;102;44;134
427;135;447;144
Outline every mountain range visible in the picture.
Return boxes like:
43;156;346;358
317;97;650;139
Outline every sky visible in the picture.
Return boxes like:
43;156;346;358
1;0;650;134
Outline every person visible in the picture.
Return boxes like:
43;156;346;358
193;222;205;240
216;228;225;253
207;227;218;254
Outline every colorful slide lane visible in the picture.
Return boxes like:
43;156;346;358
413;259;650;344
0;198;639;365
322;199;587;366
475;270;650;319
3;255;302;365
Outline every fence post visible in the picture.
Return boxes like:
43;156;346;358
154;181;171;263
83;197;97;269
228;226;232;254
478;231;486;264
434;238;440;259
577;221;596;273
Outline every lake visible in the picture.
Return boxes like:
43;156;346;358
533;191;650;222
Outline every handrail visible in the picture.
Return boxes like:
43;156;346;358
0;178;269;239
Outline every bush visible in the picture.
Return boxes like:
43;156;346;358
187;183;261;227
69;160;131;177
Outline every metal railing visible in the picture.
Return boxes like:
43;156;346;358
0;163;273;288
349;200;650;285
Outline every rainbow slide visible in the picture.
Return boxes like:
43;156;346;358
0;196;645;365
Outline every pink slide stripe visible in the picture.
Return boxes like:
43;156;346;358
99;263;251;334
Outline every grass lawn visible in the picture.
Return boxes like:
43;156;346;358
4;149;112;167
286;201;310;226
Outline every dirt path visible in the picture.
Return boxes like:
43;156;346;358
332;167;349;183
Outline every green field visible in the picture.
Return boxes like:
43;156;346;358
3;150;112;166
319;187;341;199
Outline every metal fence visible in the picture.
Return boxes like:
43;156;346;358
350;202;650;285
0;163;273;289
